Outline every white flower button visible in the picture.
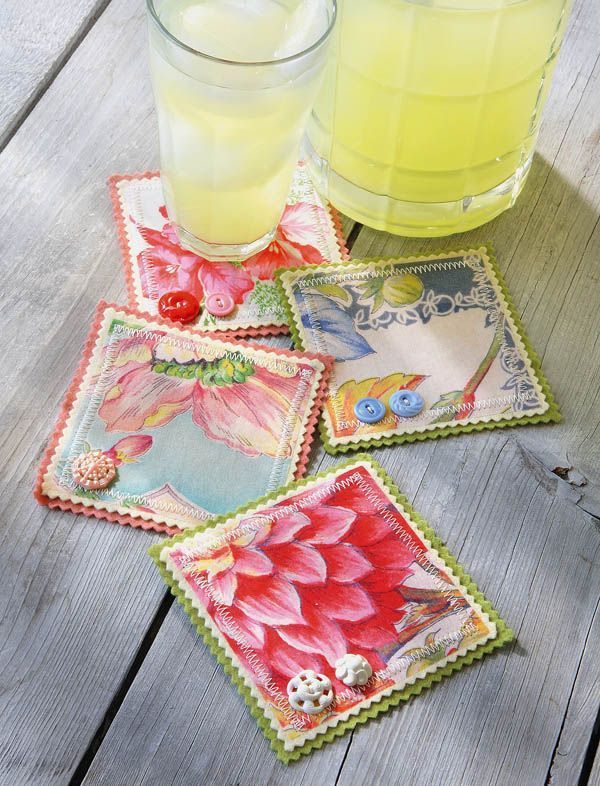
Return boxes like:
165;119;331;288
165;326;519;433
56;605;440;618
334;654;372;687
287;670;333;715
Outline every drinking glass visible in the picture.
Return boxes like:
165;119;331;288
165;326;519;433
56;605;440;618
147;0;336;261
305;0;572;236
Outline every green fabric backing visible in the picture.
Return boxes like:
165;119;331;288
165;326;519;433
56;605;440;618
149;455;514;764
274;245;560;455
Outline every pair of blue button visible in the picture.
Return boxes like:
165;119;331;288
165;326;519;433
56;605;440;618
354;389;424;424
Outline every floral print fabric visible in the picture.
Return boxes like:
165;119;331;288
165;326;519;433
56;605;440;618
277;248;559;452
155;459;508;757
36;303;330;533
110;162;348;335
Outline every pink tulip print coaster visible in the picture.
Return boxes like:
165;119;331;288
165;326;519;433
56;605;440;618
35;302;332;534
276;247;560;453
109;161;349;336
150;456;512;761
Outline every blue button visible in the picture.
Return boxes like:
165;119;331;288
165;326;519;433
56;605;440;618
354;397;386;424
390;389;424;418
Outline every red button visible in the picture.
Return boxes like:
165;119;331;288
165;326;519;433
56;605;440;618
158;290;200;324
205;292;235;317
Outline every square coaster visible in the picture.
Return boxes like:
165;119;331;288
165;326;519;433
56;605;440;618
35;302;332;534
276;247;560;453
150;456;512;762
109;162;349;336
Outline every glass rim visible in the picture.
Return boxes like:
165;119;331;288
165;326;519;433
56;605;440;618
146;0;337;67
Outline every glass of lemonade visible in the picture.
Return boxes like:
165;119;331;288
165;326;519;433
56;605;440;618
147;0;336;261
305;0;572;236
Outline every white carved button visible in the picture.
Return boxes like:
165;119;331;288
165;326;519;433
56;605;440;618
287;670;333;715
334;654;372;687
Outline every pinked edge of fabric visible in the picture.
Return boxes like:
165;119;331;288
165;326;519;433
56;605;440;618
149;454;513;763
34;300;333;535
274;244;561;455
108;171;350;338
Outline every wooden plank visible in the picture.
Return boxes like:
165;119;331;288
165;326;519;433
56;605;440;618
0;0;111;149
547;600;600;785
78;0;600;783
80;437;600;786
590;746;600;786
350;0;600;521
0;0;171;783
0;0;357;781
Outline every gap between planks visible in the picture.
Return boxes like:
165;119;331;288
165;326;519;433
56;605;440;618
63;218;362;786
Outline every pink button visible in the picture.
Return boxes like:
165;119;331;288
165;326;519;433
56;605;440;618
71;450;116;490
205;292;235;317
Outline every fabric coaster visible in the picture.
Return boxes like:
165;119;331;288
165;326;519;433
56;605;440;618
276;246;560;453
150;456;512;762
35;302;332;534
109;161;349;336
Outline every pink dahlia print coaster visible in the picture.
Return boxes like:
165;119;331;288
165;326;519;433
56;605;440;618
150;456;512;762
109;161;349;336
35;302;332;535
276;246;560;453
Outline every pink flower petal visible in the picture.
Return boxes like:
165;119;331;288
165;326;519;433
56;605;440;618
264;629;327;679
243;237;305;280
342;619;400;650
301;583;376;622
361;567;413;593
198;260;254;304
261;512;311;546
230;546;273;577
108;434;153;464
191;365;298;458
277;606;347;667
99;365;193;432
263;542;327;584
208;569;237;606
346;514;393;547
362;538;417;571
235;574;304;626
226;606;265;650
327;483;380;515
297;505;356;545
279;202;326;247
318;543;373;583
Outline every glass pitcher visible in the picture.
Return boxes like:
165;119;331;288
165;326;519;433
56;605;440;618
305;0;572;236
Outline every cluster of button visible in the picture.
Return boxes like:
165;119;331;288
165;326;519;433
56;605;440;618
287;655;373;715
157;289;236;324
354;389;425;424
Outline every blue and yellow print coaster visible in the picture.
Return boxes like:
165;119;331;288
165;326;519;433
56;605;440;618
276;246;559;454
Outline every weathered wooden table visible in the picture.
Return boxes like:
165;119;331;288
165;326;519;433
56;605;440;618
1;0;599;784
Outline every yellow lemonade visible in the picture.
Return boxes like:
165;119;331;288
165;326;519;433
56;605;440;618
306;0;572;235
148;0;332;259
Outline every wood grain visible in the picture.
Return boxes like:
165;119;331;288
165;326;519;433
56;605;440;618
0;0;598;782
0;0;169;782
0;0;111;149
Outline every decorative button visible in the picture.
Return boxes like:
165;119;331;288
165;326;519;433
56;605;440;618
71;450;116;490
157;290;200;324
354;397;386;424
335;654;373;687
390;389;424;418
287;670;334;715
205;292;235;317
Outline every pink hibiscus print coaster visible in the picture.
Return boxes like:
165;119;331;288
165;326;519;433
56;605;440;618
35;302;332;534
109;161;349;336
151;456;512;760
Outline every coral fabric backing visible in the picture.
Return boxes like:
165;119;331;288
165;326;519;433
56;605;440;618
35;302;332;534
109;162;349;336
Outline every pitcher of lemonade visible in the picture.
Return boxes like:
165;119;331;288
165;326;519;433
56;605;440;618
305;0;572;236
